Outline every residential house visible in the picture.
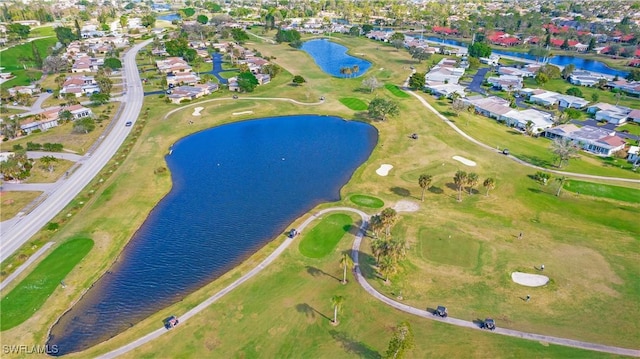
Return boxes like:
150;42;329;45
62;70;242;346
587;103;632;124
66;104;93;120
479;54;501;66
72;56;103;73
628;109;640;123
502;109;554;133
60;75;100;97
568;71;607;87
498;66;536;78
166;73;200;87
627;146;640;164
608;80;640;96
465;96;512;119
425;83;466;99
156;57;193;75
526;90;588;109
425;58;465;84
18;107;61;134
255;73;271;85
545;124;626;156
554;94;589;109
168;83;218;104
487;75;523;91
8;85;40;96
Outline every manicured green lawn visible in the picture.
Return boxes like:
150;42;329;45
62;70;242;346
29;26;55;37
384;83;410;98
219;71;239;79
349;194;384;208
417;227;482;270
339;97;368;111
563;180;640;203
298;213;352;258
0;37;57;88
617;122;640;136
0;237;94;331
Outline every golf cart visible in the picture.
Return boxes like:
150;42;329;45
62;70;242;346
164;315;179;329
433;306;448;318
287;229;298;238
482;318;496;330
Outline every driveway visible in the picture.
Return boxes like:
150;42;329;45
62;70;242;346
467;68;489;95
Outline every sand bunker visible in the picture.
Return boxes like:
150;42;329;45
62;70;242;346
394;200;419;212
511;272;549;287
192;107;204;116
232;111;254;116
376;164;393;176
452;156;476;167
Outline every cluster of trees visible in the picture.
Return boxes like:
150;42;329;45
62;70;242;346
468;42;491;58
369;208;405;282
368;98;399;121
408;72;425;89
533;171;570;196
165;37;198;62
237;71;259;92
453;171;495;201
339;65;360;77
274;29;302;48
0;151;33;181
6;23;30;40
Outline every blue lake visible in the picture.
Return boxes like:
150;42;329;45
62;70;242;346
47;115;377;355
157;13;180;21
423;37;628;78
301;39;372;78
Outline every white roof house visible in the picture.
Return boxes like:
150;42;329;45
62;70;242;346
425;58;465;84
425;83;467;98
545;125;626;156
502;109;554;133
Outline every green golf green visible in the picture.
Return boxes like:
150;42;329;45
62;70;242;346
298;213;352;258
384;83;410;98
563;180;640;203
339;97;368;111
1;237;94;331
350;194;384;208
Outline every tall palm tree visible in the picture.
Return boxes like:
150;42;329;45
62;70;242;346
555;176;568;197
483;177;495;196
339;253;354;284
453;170;467;202
331;295;344;324
467;172;479;195
371;238;387;264
351;64;359;77
380;208;397;238
388;237;406;262
418;174;432;202
369;214;384;238
378;255;396;283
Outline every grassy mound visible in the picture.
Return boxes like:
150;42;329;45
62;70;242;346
384;83;410;98
299;213;352;258
339;97;368;111
350;194;384;208
563;180;640;203
0;237;94;331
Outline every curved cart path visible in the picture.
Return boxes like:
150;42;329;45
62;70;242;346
402;81;640;184
96;207;639;358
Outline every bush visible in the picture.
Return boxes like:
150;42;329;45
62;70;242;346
26;142;42;151
566;87;583;97
42;143;63;151
46;222;59;231
12;144;24;151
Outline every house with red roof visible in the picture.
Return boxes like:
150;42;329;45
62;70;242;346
432;26;458;35
550;38;580;49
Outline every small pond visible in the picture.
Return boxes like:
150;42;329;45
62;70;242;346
301;39;372;78
47;115;377;355
157;13;180;22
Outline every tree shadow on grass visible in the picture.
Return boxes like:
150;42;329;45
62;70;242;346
329;330;381;359
306;266;341;282
390;187;410;197
354;251;378;280
295;303;331;321
428;186;444;194
441;111;457;117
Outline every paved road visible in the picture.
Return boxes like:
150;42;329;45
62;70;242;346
0;39;153;263
0;242;54;291
96;207;639;358
467;67;489;95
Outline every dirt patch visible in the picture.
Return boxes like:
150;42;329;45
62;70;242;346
393;200;419;212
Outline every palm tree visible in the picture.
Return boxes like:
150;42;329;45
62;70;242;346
331;295;344;324
339;253;354;284
378;255;396;283
483;177;495;196
466;172;479;195
388;237;406;262
555;176;568;197
39;156;58;173
371;238;387;264
351;64;359;77
418;174;432;202
453;170;467;202
369;214;384;238
380;208;398;238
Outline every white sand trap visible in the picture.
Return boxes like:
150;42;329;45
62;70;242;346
376;164;393;176
192;107;204;116
232;111;254;116
394;200;419;212
452;156;476;167
511;272;550;287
